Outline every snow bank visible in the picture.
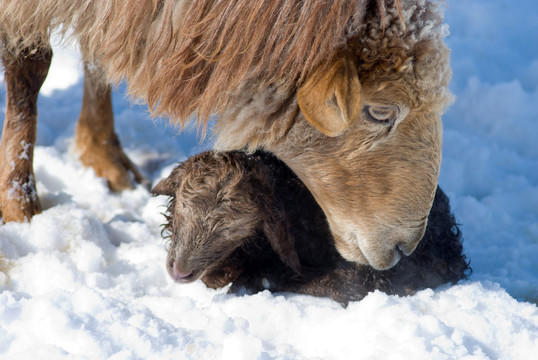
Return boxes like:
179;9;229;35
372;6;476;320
1;185;536;358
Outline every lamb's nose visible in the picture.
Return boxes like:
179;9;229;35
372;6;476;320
170;262;193;283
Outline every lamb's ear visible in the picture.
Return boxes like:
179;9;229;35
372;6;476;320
263;211;302;275
297;54;361;137
151;177;176;196
151;166;184;196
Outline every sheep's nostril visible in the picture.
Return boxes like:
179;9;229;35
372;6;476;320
396;243;414;256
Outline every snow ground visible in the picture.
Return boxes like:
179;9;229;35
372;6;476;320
1;0;537;358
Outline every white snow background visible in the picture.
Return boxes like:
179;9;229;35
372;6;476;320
1;0;537;358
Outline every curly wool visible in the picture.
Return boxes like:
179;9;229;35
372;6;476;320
352;0;452;111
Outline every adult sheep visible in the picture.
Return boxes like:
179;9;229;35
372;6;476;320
0;0;452;270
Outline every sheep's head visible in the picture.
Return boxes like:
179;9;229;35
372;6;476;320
152;152;300;283
277;4;451;270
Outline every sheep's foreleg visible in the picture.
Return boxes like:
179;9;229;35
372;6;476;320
75;62;146;191
0;45;51;222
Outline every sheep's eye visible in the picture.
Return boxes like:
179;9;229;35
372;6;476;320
364;105;399;126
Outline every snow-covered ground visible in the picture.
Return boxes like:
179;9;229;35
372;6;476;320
1;0;537;358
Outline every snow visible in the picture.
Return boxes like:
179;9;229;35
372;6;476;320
1;0;537;358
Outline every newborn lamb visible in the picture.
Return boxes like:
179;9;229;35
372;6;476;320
152;151;470;305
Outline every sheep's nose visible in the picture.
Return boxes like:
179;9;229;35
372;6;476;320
396;242;416;256
169;262;194;283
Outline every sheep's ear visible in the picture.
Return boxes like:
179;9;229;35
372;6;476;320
297;54;361;137
263;212;302;275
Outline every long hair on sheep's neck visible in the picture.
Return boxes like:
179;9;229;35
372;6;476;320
143;0;371;125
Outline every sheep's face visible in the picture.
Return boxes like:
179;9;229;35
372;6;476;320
271;37;450;270
152;152;270;283
277;108;442;271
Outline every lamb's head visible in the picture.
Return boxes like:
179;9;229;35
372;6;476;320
152;151;300;283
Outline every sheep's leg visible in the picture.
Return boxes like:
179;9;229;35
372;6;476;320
75;62;147;191
0;45;52;222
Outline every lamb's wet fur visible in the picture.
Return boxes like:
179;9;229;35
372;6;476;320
154;151;470;305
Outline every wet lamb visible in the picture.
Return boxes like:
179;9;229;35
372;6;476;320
152;151;470;305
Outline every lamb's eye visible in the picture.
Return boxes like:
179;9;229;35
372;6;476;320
364;105;399;126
